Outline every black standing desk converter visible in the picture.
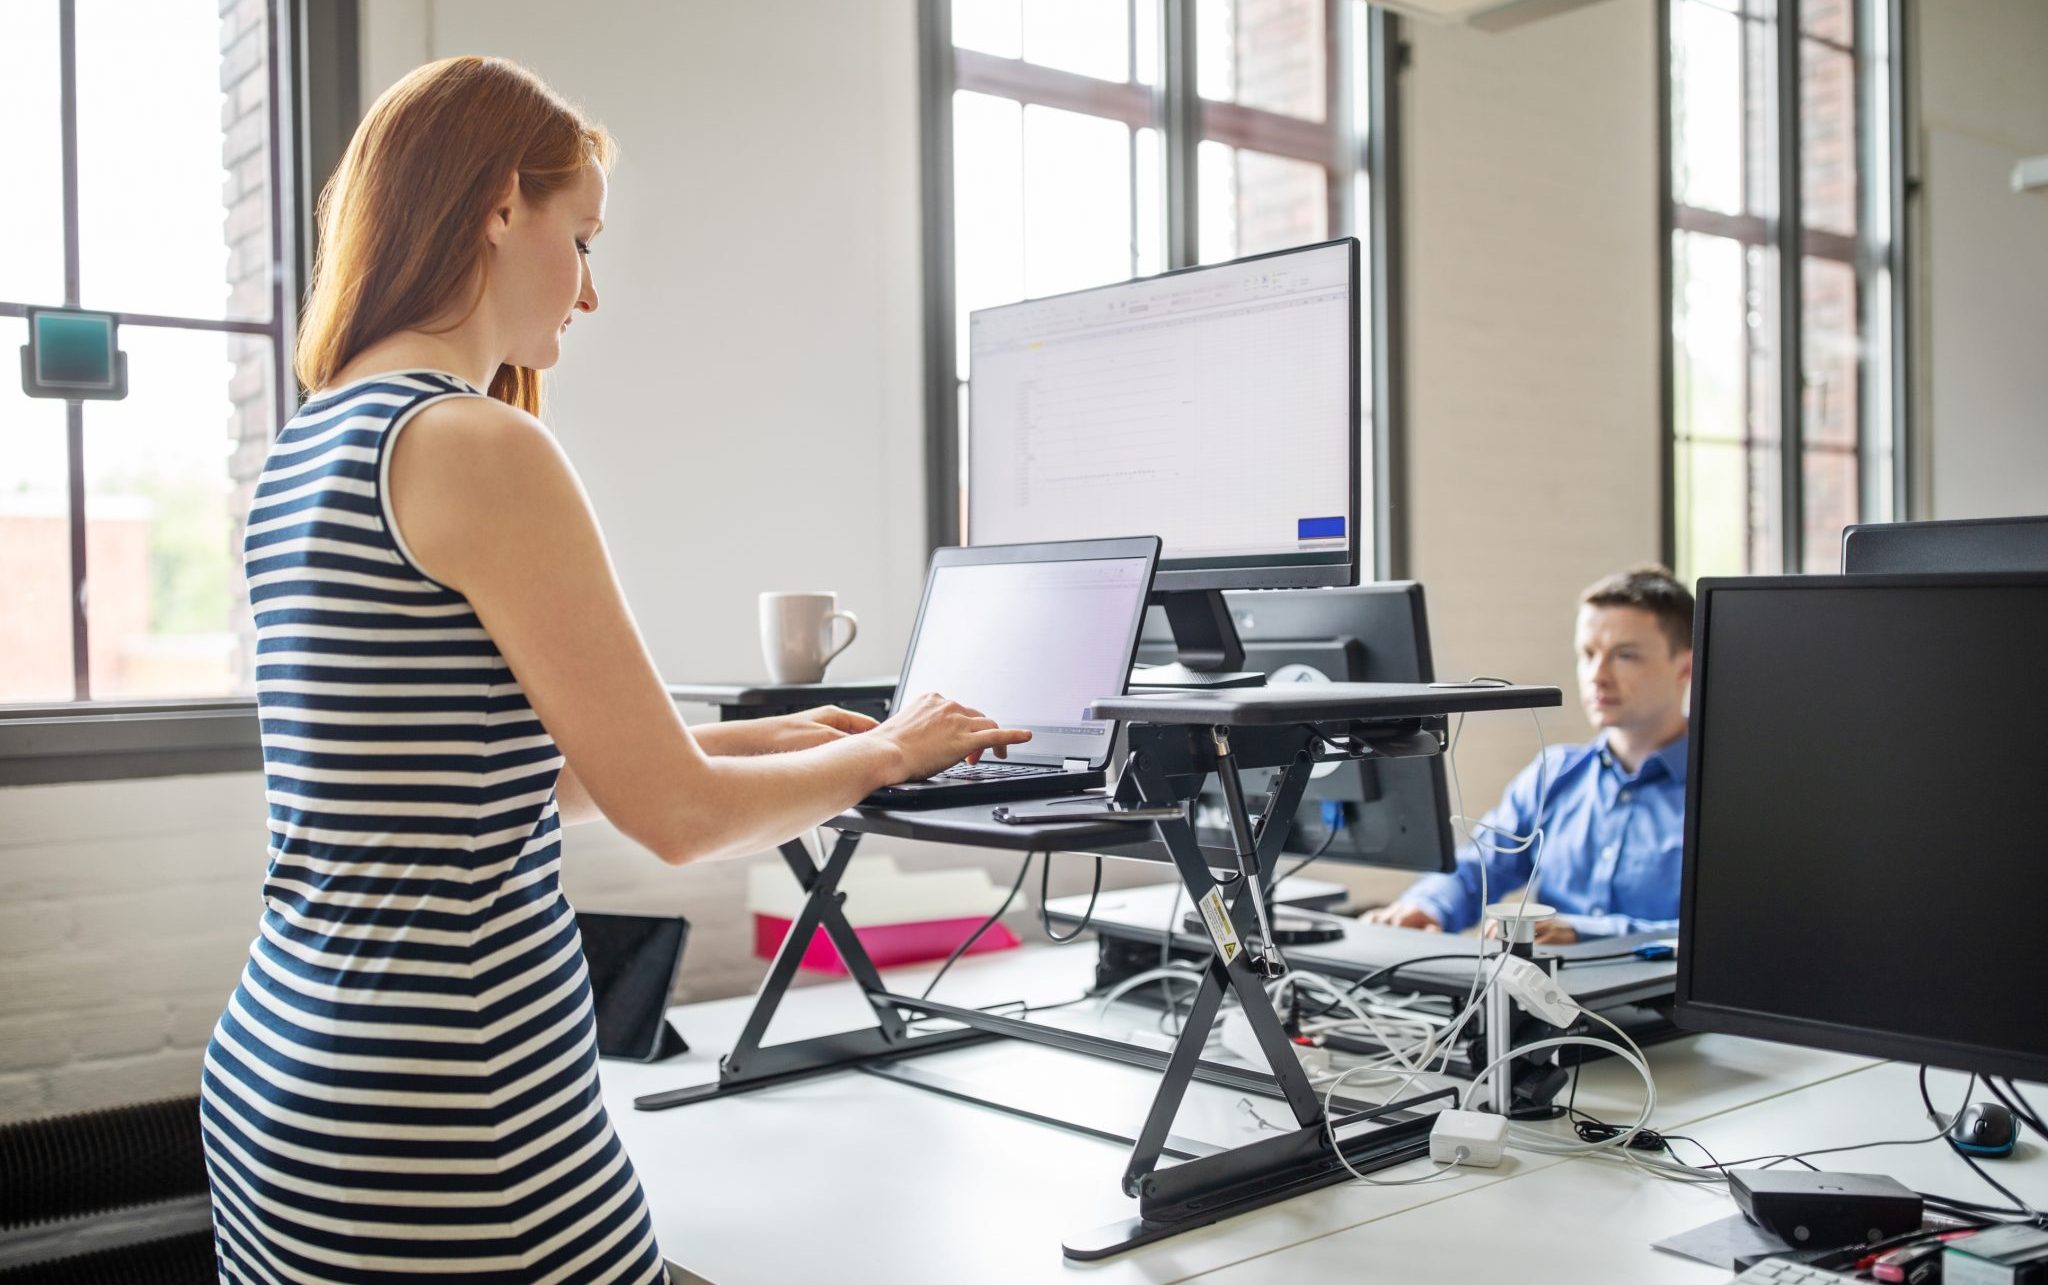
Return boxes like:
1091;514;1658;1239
636;678;1562;1260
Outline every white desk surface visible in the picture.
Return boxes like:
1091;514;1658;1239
1207;1064;2048;1284
600;945;2024;1285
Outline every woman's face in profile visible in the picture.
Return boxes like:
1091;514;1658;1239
490;160;606;372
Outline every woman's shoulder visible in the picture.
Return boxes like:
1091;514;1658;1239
399;394;570;501
406;386;546;438
387;393;585;591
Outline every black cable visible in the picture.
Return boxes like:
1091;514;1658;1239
1988;1077;2048;1138
1921;1190;2022;1218
908;991;1091;1027
1553;1058;1728;1170
920;851;1035;1002
1275;823;1342;884
1039;851;1103;944
1341;953;1484;998
1744;1129;1954;1172
2005;1080;2047;1136
1559;1063;2032;1226
1919;1066;2045;1226
1021;994;1094;1017
1555;949;1642;966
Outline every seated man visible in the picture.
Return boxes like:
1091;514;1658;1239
1366;565;1694;943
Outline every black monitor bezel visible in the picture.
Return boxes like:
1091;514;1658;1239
1676;571;2048;1082
965;238;1361;593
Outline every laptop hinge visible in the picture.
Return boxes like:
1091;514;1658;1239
1062;758;1091;773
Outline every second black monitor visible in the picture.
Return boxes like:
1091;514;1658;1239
1677;573;2048;1081
1842;515;2048;574
1136;582;1454;873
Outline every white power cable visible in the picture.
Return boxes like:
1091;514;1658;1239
1320;1059;1467;1186
1270;971;1426;1073
1095;964;1206;1015
1306;704;1553;1088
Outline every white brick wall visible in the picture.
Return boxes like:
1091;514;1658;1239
0;773;266;1123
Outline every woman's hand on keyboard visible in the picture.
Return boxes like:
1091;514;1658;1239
753;705;880;754
875;693;1034;782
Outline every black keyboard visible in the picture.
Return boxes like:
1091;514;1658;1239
863;758;1104;807
933;762;1058;782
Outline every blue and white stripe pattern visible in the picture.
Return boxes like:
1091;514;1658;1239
201;370;668;1282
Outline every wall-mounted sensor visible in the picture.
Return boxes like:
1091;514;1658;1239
20;307;128;400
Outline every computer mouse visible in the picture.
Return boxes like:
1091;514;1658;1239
1948;1102;2017;1157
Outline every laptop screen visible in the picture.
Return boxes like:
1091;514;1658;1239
896;552;1153;767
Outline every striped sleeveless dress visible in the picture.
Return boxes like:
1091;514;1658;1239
200;370;669;1283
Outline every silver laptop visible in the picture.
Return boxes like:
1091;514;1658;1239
863;536;1160;807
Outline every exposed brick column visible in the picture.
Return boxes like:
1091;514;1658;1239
219;0;275;691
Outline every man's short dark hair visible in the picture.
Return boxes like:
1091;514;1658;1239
1580;564;1695;654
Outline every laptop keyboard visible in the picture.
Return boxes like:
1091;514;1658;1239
932;761;1060;782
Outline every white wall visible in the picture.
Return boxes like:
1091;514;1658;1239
1914;0;2048;519
1400;0;1663;815
362;0;932;685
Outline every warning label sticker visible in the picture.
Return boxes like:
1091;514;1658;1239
1198;888;1241;965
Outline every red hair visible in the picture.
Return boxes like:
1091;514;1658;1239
295;56;616;415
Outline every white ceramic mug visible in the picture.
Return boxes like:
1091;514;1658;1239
759;592;859;685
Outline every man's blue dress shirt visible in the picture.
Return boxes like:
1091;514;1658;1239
1400;731;1689;938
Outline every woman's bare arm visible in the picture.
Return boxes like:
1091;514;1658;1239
553;760;604;826
388;397;1027;864
555;706;877;828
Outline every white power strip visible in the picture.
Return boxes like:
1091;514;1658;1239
1494;954;1581;1028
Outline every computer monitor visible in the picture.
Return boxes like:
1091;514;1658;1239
966;238;1362;687
1842;514;2048;573
1675;573;2048;1081
1134;583;1454;873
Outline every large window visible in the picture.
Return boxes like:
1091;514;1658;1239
1665;0;1905;578
1;0;293;704
925;0;1397;570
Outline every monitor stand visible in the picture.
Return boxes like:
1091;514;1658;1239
1129;589;1266;689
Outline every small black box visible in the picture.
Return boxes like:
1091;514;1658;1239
1729;1170;1923;1248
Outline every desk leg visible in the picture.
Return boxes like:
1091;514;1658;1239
774;833;908;1041
1062;733;1436;1261
1120;961;1230;1196
633;830;988;1112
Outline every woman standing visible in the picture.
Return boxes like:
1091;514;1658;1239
200;57;1025;1281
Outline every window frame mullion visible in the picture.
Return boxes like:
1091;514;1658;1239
1162;0;1202;270
58;0;91;700
1776;0;1804;574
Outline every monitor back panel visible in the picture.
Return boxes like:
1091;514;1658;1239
1134;583;1452;872
1842;515;2048;574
